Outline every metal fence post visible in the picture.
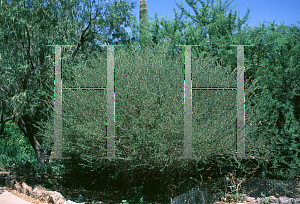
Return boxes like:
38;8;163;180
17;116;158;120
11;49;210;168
48;44;123;160
98;45;123;160
46;45;72;161
48;43;255;161
176;44;254;161
230;44;254;159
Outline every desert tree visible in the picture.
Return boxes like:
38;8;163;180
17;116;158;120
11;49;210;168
0;0;142;164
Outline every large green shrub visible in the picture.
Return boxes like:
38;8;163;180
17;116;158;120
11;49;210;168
0;120;35;170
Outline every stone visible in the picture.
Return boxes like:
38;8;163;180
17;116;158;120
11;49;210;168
64;200;87;204
31;186;45;201
9;179;17;189
219;194;300;204
278;196;298;204
243;195;256;202
45;190;66;204
13;182;22;193
31;186;66;204
21;182;32;196
1;171;107;204
3;171;67;204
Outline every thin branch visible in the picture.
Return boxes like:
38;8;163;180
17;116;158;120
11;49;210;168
71;7;107;59
0;87;9;96
0;115;14;124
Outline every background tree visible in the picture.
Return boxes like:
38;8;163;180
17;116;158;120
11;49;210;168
129;0;299;146
1;0;299;203
133;0;251;61
138;0;150;52
0;0;142;164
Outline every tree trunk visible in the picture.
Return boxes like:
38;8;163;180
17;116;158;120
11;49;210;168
139;0;150;51
13;112;48;164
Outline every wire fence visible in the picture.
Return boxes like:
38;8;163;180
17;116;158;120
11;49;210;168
171;177;300;204
171;184;212;204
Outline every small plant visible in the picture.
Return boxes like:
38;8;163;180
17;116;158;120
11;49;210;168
260;193;271;204
220;171;247;203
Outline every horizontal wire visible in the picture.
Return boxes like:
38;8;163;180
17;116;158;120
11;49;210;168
61;87;238;90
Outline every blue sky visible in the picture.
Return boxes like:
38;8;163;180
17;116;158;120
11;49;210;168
125;0;300;31
90;0;300;47
125;0;299;45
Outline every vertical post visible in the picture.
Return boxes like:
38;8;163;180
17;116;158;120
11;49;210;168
176;45;201;160
98;45;123;160
49;44;123;161
237;45;245;158
183;45;192;158
175;44;253;160
46;45;71;161
230;44;253;159
54;45;63;159
107;45;116;158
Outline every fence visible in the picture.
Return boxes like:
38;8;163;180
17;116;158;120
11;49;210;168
171;176;300;204
46;44;256;161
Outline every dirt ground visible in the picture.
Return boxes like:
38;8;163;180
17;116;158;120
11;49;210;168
1;185;49;204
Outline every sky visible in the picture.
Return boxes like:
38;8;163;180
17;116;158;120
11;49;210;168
91;0;300;47
124;0;299;37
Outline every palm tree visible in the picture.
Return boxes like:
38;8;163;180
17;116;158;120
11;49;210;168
139;0;150;53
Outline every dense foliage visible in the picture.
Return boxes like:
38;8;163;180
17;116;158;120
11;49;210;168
0;0;299;203
0;0;140;163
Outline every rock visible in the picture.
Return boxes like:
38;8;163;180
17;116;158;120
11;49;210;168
9;179;16;189
1;171;106;204
64;200;86;204
2;170;67;204
45;190;66;204
222;194;300;204
13;182;22;193
243;195;256;202
31;186;45;201
21;182;32;196
31;186;66;204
